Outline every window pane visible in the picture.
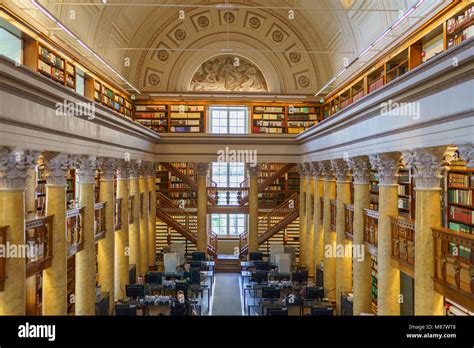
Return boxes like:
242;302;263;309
0;26;22;63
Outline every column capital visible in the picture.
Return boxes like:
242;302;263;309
128;160;140;179
97;157;117;181
457;143;474;168
369;152;401;186
246;163;260;178
196;163;210;178
297;162;310;177
73;155;97;184
310;162;322;180
116;159;131;180
346;156;370;185
0;147;40;190
402;147;451;190
330;158;351;183
320;160;335;181
43;152;71;186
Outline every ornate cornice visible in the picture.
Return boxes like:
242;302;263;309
331;159;351;183
457;143;474;168
97;157;117;181
369;152;401;186
346;156;370;185
43;153;71;186
0;147;39;190
73;155;97;184
196;162;210;178
402;147;450;190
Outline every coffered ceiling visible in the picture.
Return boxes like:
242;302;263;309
5;0;449;97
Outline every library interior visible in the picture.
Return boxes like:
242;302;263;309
0;0;473;318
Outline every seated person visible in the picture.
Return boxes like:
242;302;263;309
137;275;152;296
183;263;192;283
170;290;190;316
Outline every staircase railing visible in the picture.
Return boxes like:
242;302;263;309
239;231;249;256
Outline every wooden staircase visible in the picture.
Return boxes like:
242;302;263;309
214;255;241;273
239;193;299;257
156;192;217;256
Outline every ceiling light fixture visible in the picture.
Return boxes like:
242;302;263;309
315;0;424;97
30;0;140;94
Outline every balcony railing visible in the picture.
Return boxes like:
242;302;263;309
114;198;122;231
0;226;8;291
363;208;379;256
25;215;54;277
210;187;247;206
128;195;135;225
344;204;354;240
94;202;106;242
390;215;415;275
66;207;85;256
432;226;474;311
330;199;337;231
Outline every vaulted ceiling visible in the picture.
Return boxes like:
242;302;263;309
8;0;448;96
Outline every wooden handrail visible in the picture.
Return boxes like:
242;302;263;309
209;186;249;205
344;203;354;240
114;198;122;231
330;199;337;231
390;215;415;270
363;208;379;255
25;215;54;277
432;226;474;311
0;226;8;291
128;195;134;225
94;202;107;242
239;231;248;256
66;207;85;256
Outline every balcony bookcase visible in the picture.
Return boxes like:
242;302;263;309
169;104;205;133
134;104;168;133
252;105;285;134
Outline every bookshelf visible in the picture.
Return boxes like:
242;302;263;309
259;164;300;207
446;167;473;234
286;106;320;134
36;167;47;216
369;170;379;211
385;48;409;84
37;43;76;90
371;255;378;314
91;80;133;118
252;105;285;134
367;66;385;94
66;170;76;210
134;104;169;133
169;105;205;133
67;256;75;315
156;163;197;207
446;4;474;49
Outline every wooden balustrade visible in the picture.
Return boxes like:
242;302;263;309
114;198;122;231
66;207;85;256
344;204;354;240
239;231;248;255
390;215;415;276
432;226;474;311
207;230;218;255
25;215;54;277
363;208;379;256
94;202;106;242
209;187;248;206
330;199;337;231
128;195;134;225
0;226;8;291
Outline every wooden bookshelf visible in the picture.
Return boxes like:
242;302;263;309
286;106;320;134
156;163;197;207
169;105;205;133
446;4;474;49
66;169;76;210
94;172;101;203
134;104;168;133
252;105;285;134
36;43;76;90
36;167;47;216
385;48;409;83
445;165;474;234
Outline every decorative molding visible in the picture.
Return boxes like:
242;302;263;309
196;162;210;177
97;157;117;181
369;152;401;186
346;156;370;185
73;155;97;184
43;153;71;186
0;147;39;190
457;143;474;168
331;158;351;182
402;147;451;190
320;160;334;181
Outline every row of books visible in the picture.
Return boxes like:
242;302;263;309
449;222;472;234
447;25;474;48
287;114;318;120
170;126;200;132
448;242;471;259
253;114;284;120
449;205;474;225
254;120;283;127
170;120;201;126
448;173;473;188
137;112;167;118
170;105;204;112
288;107;317;113
448;189;473;206
288;121;316;127
446;5;473;34
398;198;409;210
38;45;64;70
398;185;409;196
254;106;283;113
170;112;201;119
252;127;283;134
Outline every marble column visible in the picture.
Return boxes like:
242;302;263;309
305;168;314;270
347;156;372;315
196;163;209;253
74;155;97;315
311;162;324;273
128;161;141;277
297;163;308;266
42;153;70;315
97;157;116;314
0;148;35;314
331;159;352;314
404;147;450;315
147;163;157;268
248;164;260;253
369;152;401;315
115;160;130;300
321;161;336;300
139;162;149;273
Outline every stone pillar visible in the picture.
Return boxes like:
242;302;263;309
247;164;260;253
128;161;141;276
305;168;314;270
311;162;324;271
115;160;130;300
196;163;209;253
147;163;157;268
42;153;70;315
139;162;149;273
321;161;336;300
369;153;401;315
347;156;372;315
97;157;116;314
404;147;450;315
74;155;97;315
331;159;352;314
297;163;308;266
0;148;35;314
